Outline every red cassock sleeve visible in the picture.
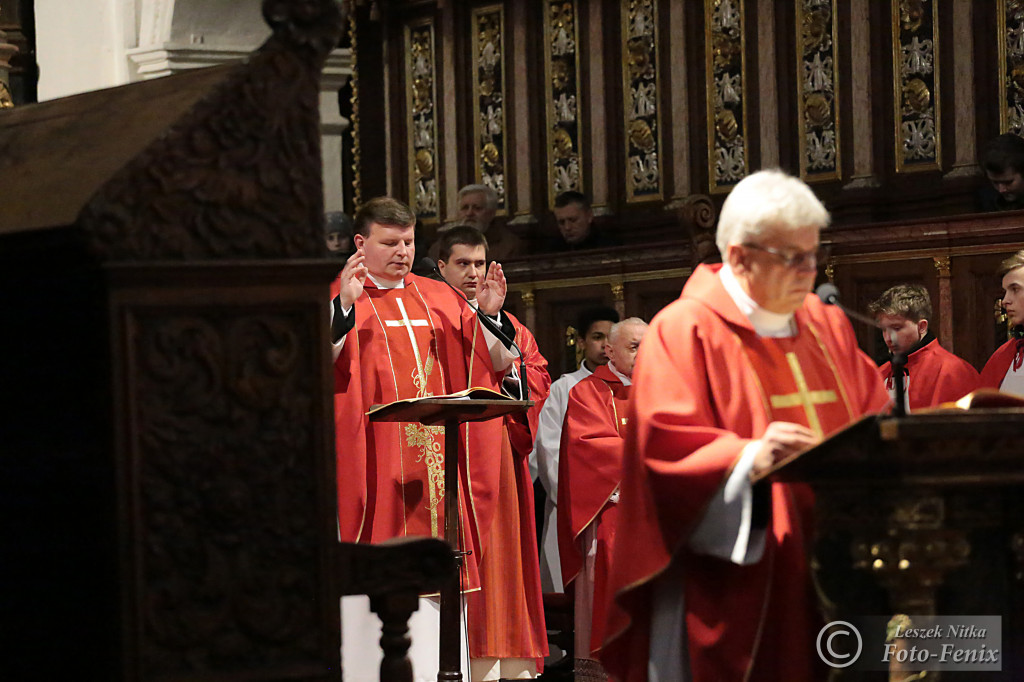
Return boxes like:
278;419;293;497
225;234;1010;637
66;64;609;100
556;375;623;589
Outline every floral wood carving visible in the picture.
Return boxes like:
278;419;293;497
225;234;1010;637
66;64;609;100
406;20;439;221
79;0;345;261
544;0;584;203
891;0;940;172
134;312;324;677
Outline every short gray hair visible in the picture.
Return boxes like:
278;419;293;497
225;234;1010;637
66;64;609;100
715;169;830;254
608;317;648;344
458;184;498;211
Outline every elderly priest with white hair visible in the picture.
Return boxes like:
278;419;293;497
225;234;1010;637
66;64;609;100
599;170;889;682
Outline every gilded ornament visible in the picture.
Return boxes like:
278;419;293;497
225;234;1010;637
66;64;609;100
712;32;740;70
0;81;12;109
627;37;653;81
804;93;831;127
802;8;830;56
902;77;931;114
480;77;495;97
1011;63;1024;95
412;78;432;113
629;119;656;152
899;0;925;34
715;109;739;141
553;127;574;159
415;149;434;179
481;142;501;169
552;57;570;90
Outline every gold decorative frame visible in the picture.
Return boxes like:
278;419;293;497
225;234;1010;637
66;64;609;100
348;10;361;209
997;0;1024;134
705;0;749;193
891;0;941;173
544;0;584;204
796;0;841;182
622;0;663;201
405;20;439;220
471;5;508;211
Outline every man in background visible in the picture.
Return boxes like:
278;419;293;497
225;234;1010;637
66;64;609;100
324;210;353;258
869;284;979;411
981;249;1024;397
532;306;619;593
437;225;549;679
549;191;618;251
979;133;1024;212
431;184;524;261
558;317;647;679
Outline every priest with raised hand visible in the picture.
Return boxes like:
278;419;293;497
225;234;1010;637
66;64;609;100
557;316;647;680
331;197;518;682
437;225;550;680
598;170;889;682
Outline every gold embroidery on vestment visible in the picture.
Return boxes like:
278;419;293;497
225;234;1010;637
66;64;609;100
404;423;445;537
768;352;837;439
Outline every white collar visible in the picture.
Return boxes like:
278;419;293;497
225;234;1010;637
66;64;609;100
368;272;404;289
607;361;632;386
719;263;796;338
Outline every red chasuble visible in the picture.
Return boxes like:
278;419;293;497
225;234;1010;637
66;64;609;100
599;264;889;682
465;312;549;661
332;274;505;592
980;338;1024;389
557;363;629;655
878;338;979;410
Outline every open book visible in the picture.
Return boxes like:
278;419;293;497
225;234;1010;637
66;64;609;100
366;386;512;419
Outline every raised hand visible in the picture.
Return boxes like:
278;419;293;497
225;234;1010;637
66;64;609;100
477;261;507;316
338;249;368;309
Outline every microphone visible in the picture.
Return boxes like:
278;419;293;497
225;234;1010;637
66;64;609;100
816;284;906;417
420;257;530;403
815;283;880;329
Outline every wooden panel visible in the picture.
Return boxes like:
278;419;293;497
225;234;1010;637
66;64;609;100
624;276;685;323
952;252;1016;370
533;283;617;375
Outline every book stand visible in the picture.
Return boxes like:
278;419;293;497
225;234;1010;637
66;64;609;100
370;398;532;682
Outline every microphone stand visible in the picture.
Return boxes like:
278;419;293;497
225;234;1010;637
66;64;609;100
424;260;530;403
890;352;908;418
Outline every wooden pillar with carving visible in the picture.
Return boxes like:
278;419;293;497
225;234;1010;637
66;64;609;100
934;255;954;351
610;278;626;319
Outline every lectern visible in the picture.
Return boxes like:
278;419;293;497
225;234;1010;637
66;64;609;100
768;408;1024;680
370;397;531;682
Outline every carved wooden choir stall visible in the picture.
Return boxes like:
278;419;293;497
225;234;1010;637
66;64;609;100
0;2;452;681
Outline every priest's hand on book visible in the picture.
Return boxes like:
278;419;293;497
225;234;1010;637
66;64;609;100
477;261;507;316
748;421;820;480
338;249;368;309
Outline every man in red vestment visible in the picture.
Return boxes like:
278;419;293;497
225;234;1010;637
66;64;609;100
332;198;520;681
558;317;647;680
598;170;889;682
437;226;549;678
981;250;1024;397
868;284;979;410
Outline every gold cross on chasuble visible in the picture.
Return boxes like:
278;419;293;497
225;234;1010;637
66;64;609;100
768;352;837;439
